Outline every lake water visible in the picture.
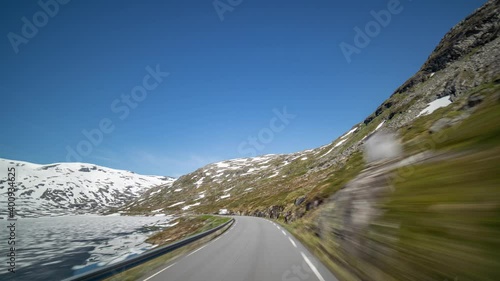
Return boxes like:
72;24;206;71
0;214;175;281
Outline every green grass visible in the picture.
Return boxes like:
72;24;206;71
282;150;500;281
278;81;500;281
402;81;500;154
309;151;364;200
376;148;500;281
434;101;500;151
192;215;231;234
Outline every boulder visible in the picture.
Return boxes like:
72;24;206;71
467;93;484;108
295;196;306;206
268;205;284;219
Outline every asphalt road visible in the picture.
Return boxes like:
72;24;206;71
142;216;338;281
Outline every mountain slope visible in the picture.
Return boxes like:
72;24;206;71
0;158;175;217
125;0;500;216
117;127;367;217
121;0;499;222
103;2;500;280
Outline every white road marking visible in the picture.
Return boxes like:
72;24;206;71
300;252;326;281
281;230;287;236
146;220;235;280
143;263;176;281
187;244;208;257
288;237;297;248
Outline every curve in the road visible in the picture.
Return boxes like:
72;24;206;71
142;216;338;281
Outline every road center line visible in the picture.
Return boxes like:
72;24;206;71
143;263;176;281
281;230;287;236
300;252;326;281
288;237;297;248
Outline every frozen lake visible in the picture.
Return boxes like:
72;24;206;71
0;214;175;281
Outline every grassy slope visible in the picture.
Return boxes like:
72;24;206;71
280;83;500;281
377;148;500;281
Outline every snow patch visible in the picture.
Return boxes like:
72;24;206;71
194;177;205;188
418;96;452;117
320;146;334;158
334;139;347;148
268;171;280;178
215;162;230;168
341;126;358;139
181;202;200;211
168;202;185;208
375;120;386;131
149;189;162;196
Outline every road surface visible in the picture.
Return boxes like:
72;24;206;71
142;216;338;281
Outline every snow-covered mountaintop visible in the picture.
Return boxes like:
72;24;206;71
0;158;175;217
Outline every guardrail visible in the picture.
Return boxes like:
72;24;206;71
63;218;234;281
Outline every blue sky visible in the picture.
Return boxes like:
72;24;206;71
0;0;486;177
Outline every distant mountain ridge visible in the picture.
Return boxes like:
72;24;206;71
0;158;175;217
119;0;499;219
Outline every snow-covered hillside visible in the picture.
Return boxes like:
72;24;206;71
0;158;175;217
120;122;368;214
